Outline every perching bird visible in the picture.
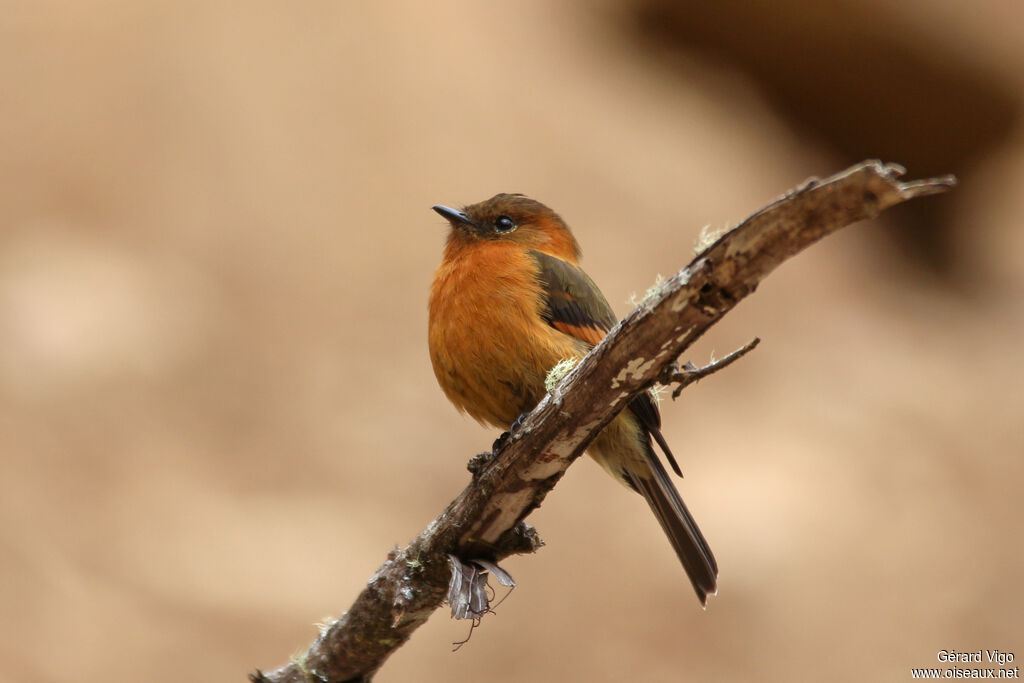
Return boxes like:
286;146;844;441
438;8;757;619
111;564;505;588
428;193;717;605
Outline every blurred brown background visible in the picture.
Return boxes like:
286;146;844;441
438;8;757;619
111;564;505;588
2;1;1023;681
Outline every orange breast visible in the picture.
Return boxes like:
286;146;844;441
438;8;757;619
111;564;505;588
428;240;582;428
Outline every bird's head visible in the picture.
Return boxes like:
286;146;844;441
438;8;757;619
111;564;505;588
432;193;581;262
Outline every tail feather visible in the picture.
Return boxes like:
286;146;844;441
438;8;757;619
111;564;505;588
648;425;683;478
625;445;718;605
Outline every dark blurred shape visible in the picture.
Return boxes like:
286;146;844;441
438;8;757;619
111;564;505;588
625;0;1019;281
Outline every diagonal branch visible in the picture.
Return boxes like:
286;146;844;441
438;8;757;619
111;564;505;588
251;161;955;683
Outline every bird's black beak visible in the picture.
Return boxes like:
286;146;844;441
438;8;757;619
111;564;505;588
432;205;477;229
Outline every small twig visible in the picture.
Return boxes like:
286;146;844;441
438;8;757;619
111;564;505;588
665;337;761;399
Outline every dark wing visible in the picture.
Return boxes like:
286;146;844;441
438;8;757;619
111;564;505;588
528;250;683;477
529;249;615;346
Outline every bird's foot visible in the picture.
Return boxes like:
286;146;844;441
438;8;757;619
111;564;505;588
489;411;529;453
471;412;531;479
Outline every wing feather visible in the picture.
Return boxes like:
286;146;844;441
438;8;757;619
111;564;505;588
529;250;682;477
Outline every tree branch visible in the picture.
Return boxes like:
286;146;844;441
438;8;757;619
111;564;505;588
251;161;955;682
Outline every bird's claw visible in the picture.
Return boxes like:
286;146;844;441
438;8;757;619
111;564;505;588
490;431;512;454
489;411;529;454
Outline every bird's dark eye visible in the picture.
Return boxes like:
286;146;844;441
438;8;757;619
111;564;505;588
494;215;516;233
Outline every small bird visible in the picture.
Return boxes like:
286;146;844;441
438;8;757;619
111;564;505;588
428;193;717;605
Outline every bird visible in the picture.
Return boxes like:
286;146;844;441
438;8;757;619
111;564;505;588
428;193;717;606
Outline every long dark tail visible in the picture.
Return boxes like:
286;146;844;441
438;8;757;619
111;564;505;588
625;443;718;606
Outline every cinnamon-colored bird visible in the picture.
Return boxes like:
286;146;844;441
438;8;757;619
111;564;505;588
428;194;717;605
